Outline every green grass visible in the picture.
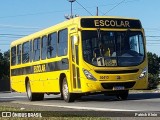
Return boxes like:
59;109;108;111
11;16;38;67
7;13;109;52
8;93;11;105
0;106;20;111
0;105;111;120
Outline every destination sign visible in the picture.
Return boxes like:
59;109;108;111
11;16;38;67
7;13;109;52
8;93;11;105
81;18;142;29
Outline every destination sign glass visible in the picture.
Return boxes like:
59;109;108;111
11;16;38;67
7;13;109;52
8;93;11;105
81;18;142;29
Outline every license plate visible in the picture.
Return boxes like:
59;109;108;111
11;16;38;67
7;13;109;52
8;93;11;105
113;86;125;90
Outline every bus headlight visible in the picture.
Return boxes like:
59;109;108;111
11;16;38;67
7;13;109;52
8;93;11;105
139;67;147;79
83;68;97;81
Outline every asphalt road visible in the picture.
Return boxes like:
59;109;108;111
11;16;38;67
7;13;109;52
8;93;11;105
0;91;160;117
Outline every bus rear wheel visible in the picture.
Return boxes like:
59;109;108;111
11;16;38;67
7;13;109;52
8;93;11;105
116;90;129;100
62;78;75;102
26;81;44;101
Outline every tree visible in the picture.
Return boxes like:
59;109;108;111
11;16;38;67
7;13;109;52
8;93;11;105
0;50;10;91
147;52;160;74
0;50;10;79
147;52;160;89
3;50;10;77
0;51;4;79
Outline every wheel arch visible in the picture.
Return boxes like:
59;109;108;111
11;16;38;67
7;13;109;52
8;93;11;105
25;76;29;91
59;73;66;93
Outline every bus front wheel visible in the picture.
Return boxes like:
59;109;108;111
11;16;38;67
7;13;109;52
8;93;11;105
62;78;75;102
26;81;44;101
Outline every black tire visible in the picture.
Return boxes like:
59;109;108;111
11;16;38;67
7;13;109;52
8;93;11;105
26;81;44;101
62;77;75;102
116;90;129;100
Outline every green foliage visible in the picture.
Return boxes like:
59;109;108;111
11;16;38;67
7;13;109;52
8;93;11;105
147;52;160;89
147;52;160;74
148;73;159;89
0;50;10;79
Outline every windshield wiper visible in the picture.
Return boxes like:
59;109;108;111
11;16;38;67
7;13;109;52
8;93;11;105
97;28;101;41
122;29;131;43
119;29;131;55
96;28;104;56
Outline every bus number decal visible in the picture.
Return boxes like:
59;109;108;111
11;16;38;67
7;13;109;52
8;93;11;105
34;64;46;73
100;76;109;80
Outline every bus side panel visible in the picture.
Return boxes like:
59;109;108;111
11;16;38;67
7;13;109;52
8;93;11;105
42;71;60;93
28;73;44;92
11;76;26;92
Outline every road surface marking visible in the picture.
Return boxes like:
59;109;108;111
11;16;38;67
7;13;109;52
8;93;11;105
0;96;26;99
13;101;138;111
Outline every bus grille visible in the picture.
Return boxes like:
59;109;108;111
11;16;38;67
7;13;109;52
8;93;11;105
101;82;136;89
95;69;139;74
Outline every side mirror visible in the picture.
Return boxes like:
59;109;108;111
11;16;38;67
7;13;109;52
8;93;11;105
73;36;79;45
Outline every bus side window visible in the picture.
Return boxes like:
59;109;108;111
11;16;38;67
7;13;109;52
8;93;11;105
47;32;57;58
17;44;21;64
22;41;29;63
58;29;68;56
11;46;16;66
30;40;33;62
33;38;40;61
41;36;47;60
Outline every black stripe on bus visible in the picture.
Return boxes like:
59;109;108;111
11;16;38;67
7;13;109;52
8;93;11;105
11;58;69;76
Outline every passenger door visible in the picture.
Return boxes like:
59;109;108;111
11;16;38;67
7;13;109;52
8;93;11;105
70;35;81;91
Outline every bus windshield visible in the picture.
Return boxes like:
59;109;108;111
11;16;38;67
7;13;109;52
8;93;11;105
82;30;145;67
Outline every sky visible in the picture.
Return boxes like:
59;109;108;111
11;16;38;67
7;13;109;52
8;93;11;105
0;0;160;56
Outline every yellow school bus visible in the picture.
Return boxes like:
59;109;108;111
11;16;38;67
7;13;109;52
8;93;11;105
10;16;148;102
